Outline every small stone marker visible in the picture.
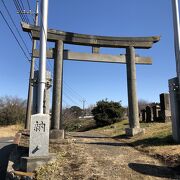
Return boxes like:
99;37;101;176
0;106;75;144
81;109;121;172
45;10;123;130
159;93;171;122
141;109;146;122
146;106;153;122
29;114;50;157
152;104;161;121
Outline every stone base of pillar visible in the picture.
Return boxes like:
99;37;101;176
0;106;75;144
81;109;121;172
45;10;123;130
50;129;65;139
20;154;55;172
125;127;145;136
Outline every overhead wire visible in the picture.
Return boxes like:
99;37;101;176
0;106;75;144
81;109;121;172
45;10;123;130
18;0;30;23
64;81;85;101
11;0;85;107
13;0;32;40
26;0;35;24
0;10;30;62
1;0;30;55
13;0;26;22
63;91;82;107
26;0;31;11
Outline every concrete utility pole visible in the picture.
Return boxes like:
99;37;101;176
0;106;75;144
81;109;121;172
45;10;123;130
172;0;180;78
38;0;49;113
25;0;39;129
169;0;180;143
82;99;86;117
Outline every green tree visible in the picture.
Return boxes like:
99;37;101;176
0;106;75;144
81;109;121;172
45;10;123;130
92;99;125;127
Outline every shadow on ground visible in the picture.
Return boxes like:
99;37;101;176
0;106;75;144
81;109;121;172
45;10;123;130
129;136;177;147
114;135;177;147
72;135;110;139
0;144;16;180
128;163;180;179
78;141;128;147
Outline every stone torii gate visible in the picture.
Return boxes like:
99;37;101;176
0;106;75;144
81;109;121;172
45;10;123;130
22;22;160;137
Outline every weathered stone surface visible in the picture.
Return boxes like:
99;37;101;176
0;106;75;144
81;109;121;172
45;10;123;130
125;127;145;136
29;114;50;157
126;46;140;129
50;129;65;139
21;154;55;172
160;93;171;110
33;49;152;65
22;22;160;49
152;104;161;121
146;106;153;122
141;109;146;122
159;93;171;122
169;77;180;143
51;40;64;130
32;71;51;114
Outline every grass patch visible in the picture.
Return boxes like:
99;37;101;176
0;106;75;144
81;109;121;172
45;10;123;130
92;119;129;136
64;119;96;132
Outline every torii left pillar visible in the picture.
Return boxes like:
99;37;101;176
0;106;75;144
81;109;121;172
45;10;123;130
125;46;145;136
50;40;65;139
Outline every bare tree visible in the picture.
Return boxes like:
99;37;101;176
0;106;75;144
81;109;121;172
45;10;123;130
0;96;26;125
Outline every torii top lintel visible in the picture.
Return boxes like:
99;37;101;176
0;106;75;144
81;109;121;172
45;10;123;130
22;22;160;49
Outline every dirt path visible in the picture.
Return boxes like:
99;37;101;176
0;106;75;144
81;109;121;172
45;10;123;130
68;131;179;180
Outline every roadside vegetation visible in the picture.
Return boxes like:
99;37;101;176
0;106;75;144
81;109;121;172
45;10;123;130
0;96;26;126
63;99;126;131
0;96;25;138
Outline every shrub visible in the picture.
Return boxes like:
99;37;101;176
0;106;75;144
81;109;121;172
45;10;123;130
91;99;125;127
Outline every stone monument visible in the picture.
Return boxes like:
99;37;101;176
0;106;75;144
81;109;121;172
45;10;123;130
152;104;161;122
21;114;54;172
159;93;171;122
145;106;153;122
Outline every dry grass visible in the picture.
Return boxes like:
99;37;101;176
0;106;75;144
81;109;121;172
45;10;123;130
94;120;180;167
0;124;23;138
35;141;102;180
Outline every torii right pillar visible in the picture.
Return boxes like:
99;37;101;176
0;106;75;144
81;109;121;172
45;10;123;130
125;46;145;136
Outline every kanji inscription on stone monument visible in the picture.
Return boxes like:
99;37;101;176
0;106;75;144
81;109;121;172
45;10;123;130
29;114;50;157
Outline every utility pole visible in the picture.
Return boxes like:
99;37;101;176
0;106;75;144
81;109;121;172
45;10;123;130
82;99;86;117
169;0;180;143
172;0;180;79
25;0;39;129
38;0;49;113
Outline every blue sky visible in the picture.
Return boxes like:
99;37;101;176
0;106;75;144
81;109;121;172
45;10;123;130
0;0;177;108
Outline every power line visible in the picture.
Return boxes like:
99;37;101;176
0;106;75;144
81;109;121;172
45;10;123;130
19;0;30;23
26;0;35;24
13;0;27;22
1;0;30;55
0;10;30;62
63;92;82;107
64;81;85;101
26;0;31;11
13;0;32;40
